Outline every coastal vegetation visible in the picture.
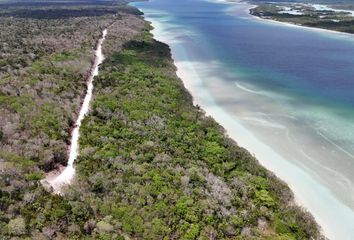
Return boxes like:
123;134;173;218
0;0;323;239
250;3;354;33
69;24;323;239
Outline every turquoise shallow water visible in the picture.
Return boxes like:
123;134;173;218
133;0;354;238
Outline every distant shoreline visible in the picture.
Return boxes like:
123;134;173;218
248;3;354;37
250;11;354;38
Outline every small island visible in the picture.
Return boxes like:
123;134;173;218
250;3;354;34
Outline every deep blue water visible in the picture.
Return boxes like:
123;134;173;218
144;0;354;107
133;0;354;238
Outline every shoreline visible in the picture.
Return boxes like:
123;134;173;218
132;3;354;239
140;11;330;240
173;58;334;239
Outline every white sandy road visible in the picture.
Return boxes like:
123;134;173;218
41;29;107;194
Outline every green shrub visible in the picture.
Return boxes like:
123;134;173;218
7;217;26;236
96;221;113;233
